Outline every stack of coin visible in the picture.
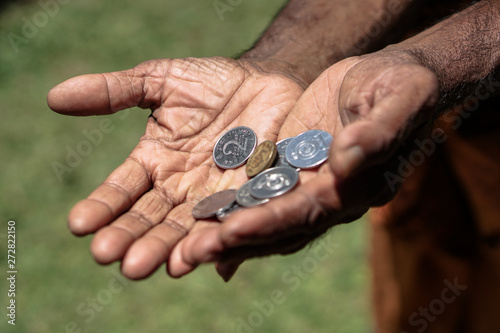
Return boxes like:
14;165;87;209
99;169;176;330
192;127;333;221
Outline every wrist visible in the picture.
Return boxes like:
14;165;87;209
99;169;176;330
238;55;311;88
381;0;500;111
238;0;420;86
353;47;429;73
383;40;499;113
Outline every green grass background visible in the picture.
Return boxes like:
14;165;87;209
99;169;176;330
0;0;371;332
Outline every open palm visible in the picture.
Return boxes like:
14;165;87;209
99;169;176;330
48;57;305;279
168;51;439;280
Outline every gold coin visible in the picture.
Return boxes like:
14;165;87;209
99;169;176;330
246;140;278;177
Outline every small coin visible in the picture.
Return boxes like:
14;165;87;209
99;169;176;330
249;166;299;199
216;203;244;222
192;189;237;219
274;137;294;167
246;140;278;177
285;130;333;169
236;179;270;207
213;126;257;169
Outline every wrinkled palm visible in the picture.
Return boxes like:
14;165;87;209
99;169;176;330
49;57;309;279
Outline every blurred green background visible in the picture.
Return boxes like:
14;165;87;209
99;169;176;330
0;0;371;332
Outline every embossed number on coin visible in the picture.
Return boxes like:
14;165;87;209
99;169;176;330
249;167;299;199
285;130;333;169
213;126;257;169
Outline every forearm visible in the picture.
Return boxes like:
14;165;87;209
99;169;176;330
241;0;420;84
388;0;500;111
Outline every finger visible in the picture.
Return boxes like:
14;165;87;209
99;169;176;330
121;202;205;280
171;172;341;276
215;261;242;282
90;188;174;264
219;171;338;248
329;119;398;180
47;60;162;116
217;233;314;263
168;221;223;278
68;158;151;236
178;228;314;276
331;70;438;180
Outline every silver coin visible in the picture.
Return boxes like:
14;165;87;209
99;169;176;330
249;166;299;199
216;203;244;222
285;130;333;169
274;137;294;167
236;179;270;207
192;189;237;219
213;126;257;169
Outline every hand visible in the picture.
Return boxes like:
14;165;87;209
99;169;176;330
169;50;439;281
47;56;306;279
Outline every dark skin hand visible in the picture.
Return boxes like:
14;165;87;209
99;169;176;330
47;0;422;281
169;50;439;279
48;0;498;282
172;0;500;280
48;50;438;281
48;57;307;279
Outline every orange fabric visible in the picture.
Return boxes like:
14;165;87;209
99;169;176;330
370;95;500;333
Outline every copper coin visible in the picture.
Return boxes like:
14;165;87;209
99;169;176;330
245;140;278;178
192;189;237;219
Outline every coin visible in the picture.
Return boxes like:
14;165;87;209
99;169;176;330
285;130;333;169
192;189;237;219
246;140;278;177
249;166;299;199
236;179;270;207
274;137;294;167
213;126;257;169
216;203;244;222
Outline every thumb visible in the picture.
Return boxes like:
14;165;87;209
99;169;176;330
329;119;400;181
47;60;161;116
330;74;438;181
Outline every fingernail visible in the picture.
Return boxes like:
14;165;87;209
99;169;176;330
339;145;365;177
